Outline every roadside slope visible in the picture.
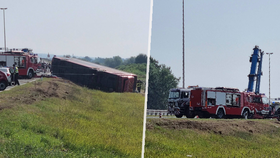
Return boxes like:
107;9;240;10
145;118;280;158
0;78;144;157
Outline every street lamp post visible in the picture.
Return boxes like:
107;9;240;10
266;52;273;105
0;8;7;52
182;0;185;88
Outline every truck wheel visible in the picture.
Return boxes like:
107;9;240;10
28;70;33;79
186;112;195;118
216;109;224;119
277;109;280;121
242;110;249;119
198;112;205;118
248;113;254;119
175;114;183;118
0;81;7;91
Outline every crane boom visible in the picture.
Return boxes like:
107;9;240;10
255;50;263;94
247;45;263;94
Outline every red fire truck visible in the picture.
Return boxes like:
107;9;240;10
168;86;280;120
0;48;41;78
168;46;280;119
169;87;274;119
189;87;271;119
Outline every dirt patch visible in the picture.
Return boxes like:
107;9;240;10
0;78;76;110
147;118;280;135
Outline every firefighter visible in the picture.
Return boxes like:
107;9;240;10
13;64;20;86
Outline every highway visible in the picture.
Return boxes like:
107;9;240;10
1;71;51;92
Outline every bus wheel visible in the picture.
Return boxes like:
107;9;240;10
0;81;7;91
28;70;33;79
216;109;224;119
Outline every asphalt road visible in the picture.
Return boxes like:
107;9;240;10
2;78;40;92
1;71;51;92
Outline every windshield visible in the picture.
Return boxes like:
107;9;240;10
169;91;180;99
262;97;269;104
35;57;40;63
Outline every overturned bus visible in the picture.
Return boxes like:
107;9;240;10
51;57;137;92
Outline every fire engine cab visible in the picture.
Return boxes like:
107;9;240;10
168;86;195;118
0;48;41;78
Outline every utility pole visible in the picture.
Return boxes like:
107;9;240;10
182;0;185;88
0;8;7;52
266;52;273;105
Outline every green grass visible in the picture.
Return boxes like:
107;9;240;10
145;119;280;158
0;79;145;157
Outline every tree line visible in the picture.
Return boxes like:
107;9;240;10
79;54;147;68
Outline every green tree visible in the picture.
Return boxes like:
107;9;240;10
113;56;123;67
147;57;180;109
93;57;106;65
104;56;123;68
82;56;93;62
135;54;147;64
123;56;136;65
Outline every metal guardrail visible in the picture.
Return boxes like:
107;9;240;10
146;109;171;116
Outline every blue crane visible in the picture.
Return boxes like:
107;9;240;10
247;45;264;94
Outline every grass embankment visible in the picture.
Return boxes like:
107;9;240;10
145;118;280;158
0;78;144;157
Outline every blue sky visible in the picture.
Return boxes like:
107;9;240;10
0;0;151;58
150;0;280;99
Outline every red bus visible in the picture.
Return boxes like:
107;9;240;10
51;57;138;92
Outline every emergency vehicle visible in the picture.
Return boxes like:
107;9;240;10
168;86;272;119
190;87;270;119
168;46;280;120
0;48;41;78
0;70;8;91
167;87;193;117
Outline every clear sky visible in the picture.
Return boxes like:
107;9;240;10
150;0;280;99
0;0;151;58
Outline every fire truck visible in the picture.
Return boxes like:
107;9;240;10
168;45;280;120
167;86;195;118
168;86;273;119
191;87;270;119
0;48;41;78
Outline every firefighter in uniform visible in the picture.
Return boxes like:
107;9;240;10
13;64;20;86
